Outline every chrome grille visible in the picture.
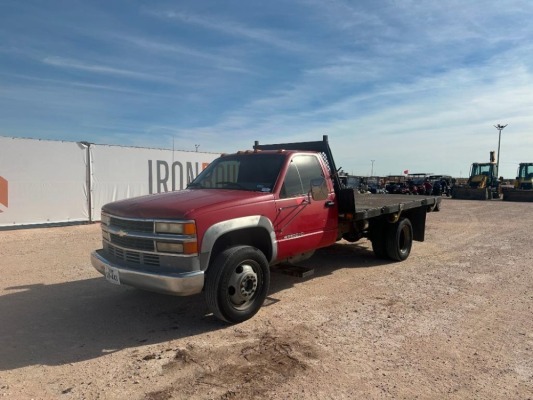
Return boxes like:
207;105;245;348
105;243;160;267
144;254;160;266
110;234;154;251
109;217;154;233
125;251;141;263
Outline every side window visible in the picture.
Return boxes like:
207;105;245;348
280;155;324;198
281;162;303;197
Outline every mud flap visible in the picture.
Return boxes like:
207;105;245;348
407;207;427;242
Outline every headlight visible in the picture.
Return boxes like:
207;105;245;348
101;213;111;225
155;222;196;235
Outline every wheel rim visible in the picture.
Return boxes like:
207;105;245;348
399;224;412;255
227;261;259;310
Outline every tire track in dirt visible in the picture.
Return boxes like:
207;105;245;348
142;329;320;400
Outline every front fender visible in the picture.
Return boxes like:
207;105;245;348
198;215;277;271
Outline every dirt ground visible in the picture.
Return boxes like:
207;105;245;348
0;198;532;400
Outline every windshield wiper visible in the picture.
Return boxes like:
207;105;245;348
216;181;246;190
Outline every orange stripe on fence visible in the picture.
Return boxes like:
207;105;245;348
0;176;8;208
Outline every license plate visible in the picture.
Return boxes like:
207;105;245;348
104;266;121;285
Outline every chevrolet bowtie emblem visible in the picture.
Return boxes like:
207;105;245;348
117;230;127;237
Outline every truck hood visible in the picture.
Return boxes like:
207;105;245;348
102;189;274;219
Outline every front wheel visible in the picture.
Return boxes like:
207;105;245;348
205;246;270;323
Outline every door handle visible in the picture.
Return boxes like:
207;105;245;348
325;200;335;207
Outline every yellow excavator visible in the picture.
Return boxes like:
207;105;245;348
502;162;533;202
451;152;500;200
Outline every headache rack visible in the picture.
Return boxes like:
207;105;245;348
253;135;356;214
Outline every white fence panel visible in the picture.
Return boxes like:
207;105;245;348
0;137;88;227
90;144;218;221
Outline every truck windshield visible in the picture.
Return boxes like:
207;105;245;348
187;153;285;192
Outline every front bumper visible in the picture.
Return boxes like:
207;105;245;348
91;249;205;296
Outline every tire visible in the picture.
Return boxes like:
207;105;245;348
371;237;387;259
385;218;413;261
370;222;387;259
205;246;270;323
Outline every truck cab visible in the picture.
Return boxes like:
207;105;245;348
92;145;339;323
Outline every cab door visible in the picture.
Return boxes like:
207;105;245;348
274;154;338;259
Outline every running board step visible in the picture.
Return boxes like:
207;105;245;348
272;264;315;278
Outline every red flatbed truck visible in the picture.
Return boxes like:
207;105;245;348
91;136;441;323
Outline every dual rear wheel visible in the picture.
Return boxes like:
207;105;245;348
371;218;413;261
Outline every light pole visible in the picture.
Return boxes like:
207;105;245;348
494;124;507;178
195;144;200;152
371;160;375;177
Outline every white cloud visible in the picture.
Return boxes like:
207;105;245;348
115;36;253;75
149;10;308;53
158;47;533;178
42;56;177;83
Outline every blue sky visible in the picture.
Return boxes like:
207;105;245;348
1;0;533;178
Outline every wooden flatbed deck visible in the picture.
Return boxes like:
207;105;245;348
352;193;440;220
